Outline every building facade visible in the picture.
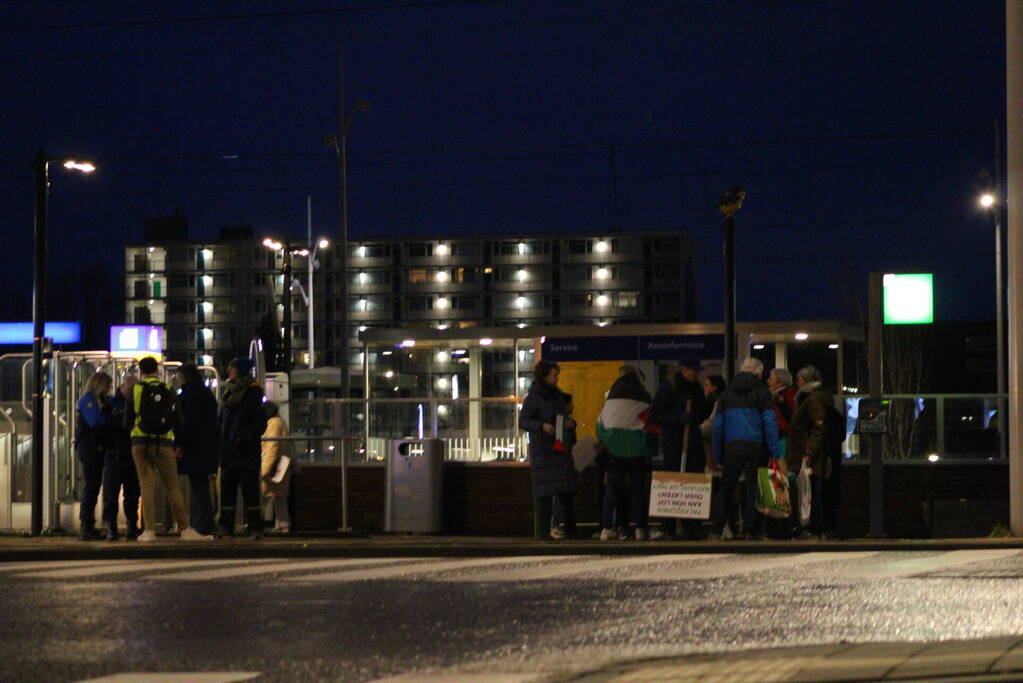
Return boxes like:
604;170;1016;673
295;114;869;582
125;223;698;370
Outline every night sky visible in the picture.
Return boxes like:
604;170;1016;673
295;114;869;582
0;0;1007;329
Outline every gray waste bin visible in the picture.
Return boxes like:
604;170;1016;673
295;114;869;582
385;438;444;533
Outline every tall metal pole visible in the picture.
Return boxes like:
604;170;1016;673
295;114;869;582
994;121;1006;459
307;195;315;369
283;246;293;373
1006;0;1023;535
867;271;885;538
338;42;351;400
723;216;736;380
30;150;48;537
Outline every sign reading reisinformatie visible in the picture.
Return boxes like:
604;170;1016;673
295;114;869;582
883;273;934;324
110;325;164;359
0;322;81;344
541;334;723;362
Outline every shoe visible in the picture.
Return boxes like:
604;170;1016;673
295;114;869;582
217;526;234;538
273;524;291;535
78;527;101;541
634;528;649;541
795;530;821;541
249;531;263;540
137;530;158;543
179;527;214;541
649;529;676;541
549;525;567;540
616;527;630;541
706;532;723;542
599;528;615;541
126;526;140;541
105;528;119;542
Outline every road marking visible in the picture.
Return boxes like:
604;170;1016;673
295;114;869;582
77;673;260;682
370;674;544;682
148;557;416;581
16;559;277;579
449;554;726;582
626;551;878;581
0;560;128;573
844;549;1022;579
286;555;573;583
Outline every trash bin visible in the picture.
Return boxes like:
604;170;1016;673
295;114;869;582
385;438;444;533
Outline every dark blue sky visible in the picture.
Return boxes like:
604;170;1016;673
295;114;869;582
0;0;1007;324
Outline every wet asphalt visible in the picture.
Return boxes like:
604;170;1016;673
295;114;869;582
4;551;1023;682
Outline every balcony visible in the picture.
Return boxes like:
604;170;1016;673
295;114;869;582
350;281;392;295
489;252;554;266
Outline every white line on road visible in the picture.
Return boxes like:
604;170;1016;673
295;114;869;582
285;555;575;583
147;557;416;581
0;560;128;573
17;558;278;579
448;554;727;582
626;551;878;581
844;549;1022;579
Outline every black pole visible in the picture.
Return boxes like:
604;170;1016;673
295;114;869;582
31;150;48;537
723;215;736;380
867;271;885;538
338;42;350;402
283;246;293;373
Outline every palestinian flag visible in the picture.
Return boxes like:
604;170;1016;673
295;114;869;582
596;373;652;459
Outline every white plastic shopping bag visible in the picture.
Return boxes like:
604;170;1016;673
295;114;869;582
797;466;813;527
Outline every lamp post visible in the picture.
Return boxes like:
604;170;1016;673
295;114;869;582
716;187;747;380
327;41;372;400
30;149;95;536
306;233;330;369
262;237;294;373
981;191;1007;458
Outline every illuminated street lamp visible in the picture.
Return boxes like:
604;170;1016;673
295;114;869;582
31;149;96;536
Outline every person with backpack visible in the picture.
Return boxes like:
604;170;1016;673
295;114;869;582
123;356;211;542
218;357;267;539
174;362;220;536
74;371;115;540
786;365;838;539
101;376;141;541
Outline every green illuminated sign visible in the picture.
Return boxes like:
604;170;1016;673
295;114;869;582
883;273;933;324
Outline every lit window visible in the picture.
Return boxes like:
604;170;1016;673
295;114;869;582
357;245;367;257
515;296;527;309
517;242;526;254
517;268;527;282
435;243;450;256
595;267;609;280
358;272;367;284
596;294;609;306
595;240;609;253
436;297;450;309
436;270;450;283
358;298;367;311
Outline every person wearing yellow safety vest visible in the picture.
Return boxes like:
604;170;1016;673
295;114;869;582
123;356;212;542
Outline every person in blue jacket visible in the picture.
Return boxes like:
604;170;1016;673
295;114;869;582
708;357;781;541
75;372;115;540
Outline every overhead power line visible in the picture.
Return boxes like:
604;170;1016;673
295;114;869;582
0;0;510;33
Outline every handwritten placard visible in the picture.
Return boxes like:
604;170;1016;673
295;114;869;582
648;471;712;520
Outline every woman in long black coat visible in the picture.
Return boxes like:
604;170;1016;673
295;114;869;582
519;359;576;539
174;362;220;536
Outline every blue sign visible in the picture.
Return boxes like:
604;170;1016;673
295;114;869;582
0;322;81;345
639;335;724;361
542;334;724;362
542;336;638;362
110;325;164;358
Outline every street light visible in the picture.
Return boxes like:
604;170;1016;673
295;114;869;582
31;149;96;536
981;190;1006;458
716;187;746;380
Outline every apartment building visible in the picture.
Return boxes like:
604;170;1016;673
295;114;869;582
124;219;698;369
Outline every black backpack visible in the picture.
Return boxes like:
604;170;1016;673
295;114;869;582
137;381;177;436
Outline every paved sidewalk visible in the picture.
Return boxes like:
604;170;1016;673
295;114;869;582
567;636;1023;682
2;533;1023;562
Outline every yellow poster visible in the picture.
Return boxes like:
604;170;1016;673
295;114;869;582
556;361;623;440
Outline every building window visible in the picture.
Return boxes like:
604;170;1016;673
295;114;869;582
452;296;478;310
408;243;433;257
453;267;476;283
568;239;591;254
451;242;477;257
352;244;388;258
407;269;429;284
617;291;639;308
407;296;432;311
568;293;593;308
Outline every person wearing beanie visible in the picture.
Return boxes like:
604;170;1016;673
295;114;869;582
218;357;267;539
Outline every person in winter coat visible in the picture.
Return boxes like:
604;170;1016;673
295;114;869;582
767;368;798;455
174;362;220;536
597;366;654;541
786;365;835;539
260;402;291;534
708;357;781;541
649;360;706;539
218;357;267;539
700;375;726;458
519;360;577;540
101;377;140;541
75;372;114;540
